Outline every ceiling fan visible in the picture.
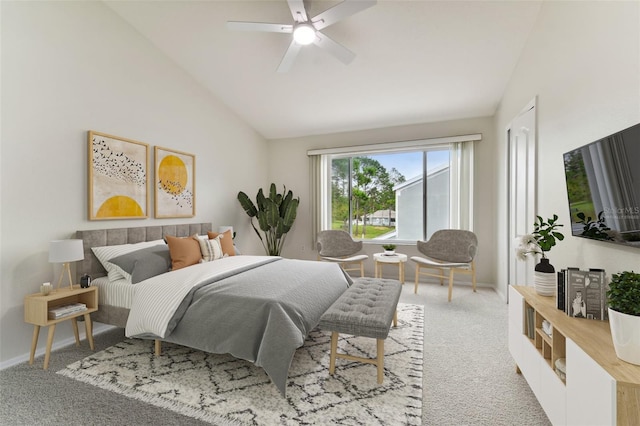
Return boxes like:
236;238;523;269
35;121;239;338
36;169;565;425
227;0;376;72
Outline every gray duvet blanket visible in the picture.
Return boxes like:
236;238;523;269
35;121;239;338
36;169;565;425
158;258;350;396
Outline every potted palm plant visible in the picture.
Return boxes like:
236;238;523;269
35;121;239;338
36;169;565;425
237;184;299;256
607;270;640;365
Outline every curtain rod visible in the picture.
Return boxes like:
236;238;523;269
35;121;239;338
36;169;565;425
307;133;482;156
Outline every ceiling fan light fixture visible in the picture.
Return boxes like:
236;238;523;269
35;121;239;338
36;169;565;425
293;23;316;45
227;0;377;71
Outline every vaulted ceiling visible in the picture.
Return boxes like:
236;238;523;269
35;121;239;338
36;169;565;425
106;1;542;139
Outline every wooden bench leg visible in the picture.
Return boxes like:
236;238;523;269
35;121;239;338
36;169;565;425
154;339;162;356
329;335;388;384
393;310;398;327
377;339;384;384
329;332;338;375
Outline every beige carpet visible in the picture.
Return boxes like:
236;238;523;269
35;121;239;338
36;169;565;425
411;283;551;425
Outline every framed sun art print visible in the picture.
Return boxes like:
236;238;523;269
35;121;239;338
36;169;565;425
88;131;149;220
154;146;195;218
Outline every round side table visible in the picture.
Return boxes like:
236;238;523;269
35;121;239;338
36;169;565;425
373;252;408;283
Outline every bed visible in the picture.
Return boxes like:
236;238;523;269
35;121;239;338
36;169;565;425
75;223;351;395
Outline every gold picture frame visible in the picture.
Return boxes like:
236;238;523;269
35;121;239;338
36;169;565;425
88;131;149;220
154;146;195;218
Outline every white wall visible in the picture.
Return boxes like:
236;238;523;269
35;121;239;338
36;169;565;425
0;1;268;365
267;117;497;284
494;1;640;300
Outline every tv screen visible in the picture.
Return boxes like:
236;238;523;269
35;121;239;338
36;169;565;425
563;122;640;248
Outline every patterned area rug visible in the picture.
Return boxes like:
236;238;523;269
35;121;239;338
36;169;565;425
58;303;424;425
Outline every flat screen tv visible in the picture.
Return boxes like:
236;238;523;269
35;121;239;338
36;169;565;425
563;122;640;248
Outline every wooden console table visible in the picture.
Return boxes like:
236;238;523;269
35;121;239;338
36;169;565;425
509;285;640;425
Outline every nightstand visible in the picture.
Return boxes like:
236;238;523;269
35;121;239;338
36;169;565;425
24;285;98;369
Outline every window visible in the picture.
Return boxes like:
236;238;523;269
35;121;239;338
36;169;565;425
309;135;478;244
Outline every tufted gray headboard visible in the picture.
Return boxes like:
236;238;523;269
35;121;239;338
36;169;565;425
75;223;212;283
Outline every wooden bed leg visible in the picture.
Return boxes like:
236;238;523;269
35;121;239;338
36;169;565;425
154;339;161;356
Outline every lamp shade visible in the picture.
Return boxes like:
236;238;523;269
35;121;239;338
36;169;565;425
49;239;84;263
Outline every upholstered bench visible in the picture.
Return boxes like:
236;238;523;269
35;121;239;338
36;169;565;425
319;277;402;384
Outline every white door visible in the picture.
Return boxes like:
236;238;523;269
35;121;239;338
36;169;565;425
508;99;537;291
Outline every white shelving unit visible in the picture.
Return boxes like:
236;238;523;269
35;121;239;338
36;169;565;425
509;285;640;425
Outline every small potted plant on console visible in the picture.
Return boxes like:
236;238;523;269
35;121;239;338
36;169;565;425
607;270;640;365
515;214;564;296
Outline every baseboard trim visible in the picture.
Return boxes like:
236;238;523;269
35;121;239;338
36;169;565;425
0;323;116;371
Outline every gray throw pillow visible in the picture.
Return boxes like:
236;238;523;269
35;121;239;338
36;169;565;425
109;245;171;284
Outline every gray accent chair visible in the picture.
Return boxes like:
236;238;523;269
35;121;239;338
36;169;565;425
410;229;478;301
316;230;369;277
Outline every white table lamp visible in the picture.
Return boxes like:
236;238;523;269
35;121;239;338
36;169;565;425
49;239;84;289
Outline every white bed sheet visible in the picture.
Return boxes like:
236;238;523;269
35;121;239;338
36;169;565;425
91;276;134;309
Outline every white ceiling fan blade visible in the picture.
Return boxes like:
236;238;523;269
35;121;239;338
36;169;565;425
287;0;308;23
312;0;376;31
277;40;303;73
313;31;355;65
227;21;293;33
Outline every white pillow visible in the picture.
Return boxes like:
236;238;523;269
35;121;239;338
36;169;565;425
198;235;224;262
92;239;165;281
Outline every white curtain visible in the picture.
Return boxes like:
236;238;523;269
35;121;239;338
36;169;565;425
308;155;321;249
450;140;475;231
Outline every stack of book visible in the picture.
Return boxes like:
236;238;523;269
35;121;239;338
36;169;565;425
48;302;87;320
557;268;607;320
